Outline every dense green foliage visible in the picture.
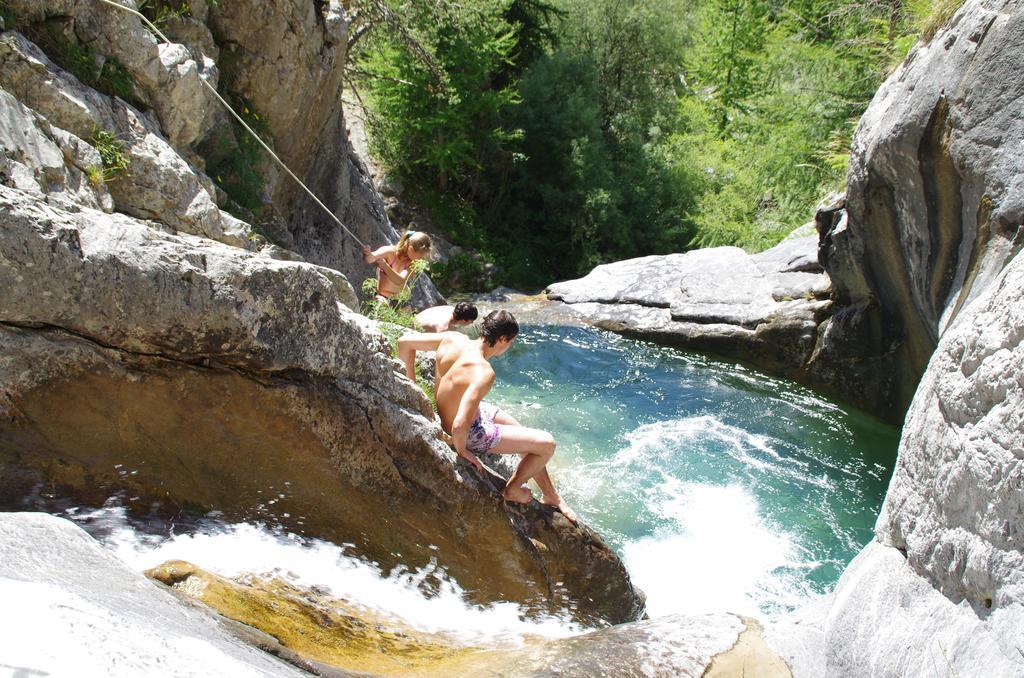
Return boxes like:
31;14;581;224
350;0;957;289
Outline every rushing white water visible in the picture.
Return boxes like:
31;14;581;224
621;481;816;616
491;325;897;619
550;418;823;617
67;503;585;646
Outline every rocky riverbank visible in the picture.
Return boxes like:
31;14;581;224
1;0;1022;675
546;227;837;405
0;0;641;636
1;511;792;677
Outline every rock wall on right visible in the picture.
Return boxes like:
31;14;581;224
770;1;1024;674
815;0;1024;417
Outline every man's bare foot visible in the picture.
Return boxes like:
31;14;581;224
541;495;578;524
503;484;533;505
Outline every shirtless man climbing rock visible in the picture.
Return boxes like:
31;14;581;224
397;310;577;523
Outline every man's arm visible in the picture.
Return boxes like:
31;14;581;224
396;332;445;380
450;366;494;472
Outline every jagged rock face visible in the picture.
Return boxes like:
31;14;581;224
0;184;642;625
819;0;1024;416
3;0;443;305
546;233;833;383
4;0;221;152
0;31;244;247
204;0;442;305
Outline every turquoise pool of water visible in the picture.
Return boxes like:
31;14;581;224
487;324;899;617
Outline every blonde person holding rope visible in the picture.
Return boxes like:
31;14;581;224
362;225;433;303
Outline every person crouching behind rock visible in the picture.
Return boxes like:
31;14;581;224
416;302;479;332
362;226;433;303
397;310;577;523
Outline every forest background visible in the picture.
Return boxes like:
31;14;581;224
347;0;962;290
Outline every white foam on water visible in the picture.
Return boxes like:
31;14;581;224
622;480;815;617
72;506;584;647
613;416;830;490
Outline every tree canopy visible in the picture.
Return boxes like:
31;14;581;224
348;0;952;290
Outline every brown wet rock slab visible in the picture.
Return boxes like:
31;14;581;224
146;560;504;676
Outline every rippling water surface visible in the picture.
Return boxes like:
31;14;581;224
489;325;899;617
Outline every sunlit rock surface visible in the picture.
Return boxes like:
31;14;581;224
146;560;495;675
148;559;793;677
766;1;1024;674
0;512;311;677
816;0;1024;417
547;232;833;392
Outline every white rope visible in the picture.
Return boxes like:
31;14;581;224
94;0;368;248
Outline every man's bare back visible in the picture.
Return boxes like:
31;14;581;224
429;333;492;433
416;303;479;333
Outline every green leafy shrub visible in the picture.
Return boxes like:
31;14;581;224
351;0;939;282
135;0;194;35
90;127;131;182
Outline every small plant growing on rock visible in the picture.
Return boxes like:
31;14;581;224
360;261;437;408
360;258;429;341
136;0;194;34
18;21;136;103
85;165;105;187
90;127;130;182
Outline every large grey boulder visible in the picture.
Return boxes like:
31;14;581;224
764;1;1024;674
0;512;310;677
877;233;1024;611
547;234;832;381
0;185;642;626
816;0;1024;417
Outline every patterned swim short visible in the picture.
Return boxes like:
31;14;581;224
466;402;503;453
